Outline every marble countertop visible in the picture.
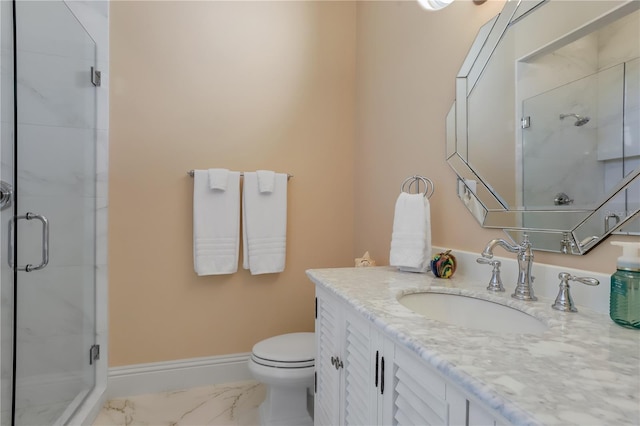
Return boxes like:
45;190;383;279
306;266;640;426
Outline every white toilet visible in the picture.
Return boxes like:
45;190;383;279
248;332;315;426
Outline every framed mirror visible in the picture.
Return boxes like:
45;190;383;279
447;0;640;255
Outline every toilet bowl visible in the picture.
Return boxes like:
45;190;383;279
248;332;315;426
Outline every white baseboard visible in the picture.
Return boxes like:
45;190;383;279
107;353;253;399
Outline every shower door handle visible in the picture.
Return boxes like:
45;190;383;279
8;212;50;272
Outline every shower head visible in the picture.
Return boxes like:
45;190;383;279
574;116;590;126
559;113;590;126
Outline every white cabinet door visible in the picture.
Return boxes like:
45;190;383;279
343;309;377;426
446;373;501;426
376;332;396;425
446;383;468;426
315;290;342;426
468;401;499;426
343;309;395;426
389;345;449;425
315;288;385;426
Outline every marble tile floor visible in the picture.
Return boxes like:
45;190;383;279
92;380;266;426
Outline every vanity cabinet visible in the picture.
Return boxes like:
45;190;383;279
315;286;505;426
315;286;391;425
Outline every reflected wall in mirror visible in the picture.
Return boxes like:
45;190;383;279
447;0;640;254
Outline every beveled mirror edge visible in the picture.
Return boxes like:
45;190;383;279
456;15;499;78
466;0;521;94
446;104;456;159
447;0;640;254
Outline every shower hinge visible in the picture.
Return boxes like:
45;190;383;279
521;116;531;129
89;344;100;365
90;66;101;87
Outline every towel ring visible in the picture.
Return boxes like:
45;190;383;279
401;175;434;199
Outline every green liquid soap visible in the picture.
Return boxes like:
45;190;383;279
610;269;640;329
609;241;640;330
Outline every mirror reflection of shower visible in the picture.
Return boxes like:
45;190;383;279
559;113;590;126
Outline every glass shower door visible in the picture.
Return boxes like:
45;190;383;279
0;0;16;424
12;1;97;424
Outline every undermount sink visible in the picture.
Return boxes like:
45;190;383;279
398;292;548;335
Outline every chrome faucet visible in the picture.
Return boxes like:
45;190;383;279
481;235;537;301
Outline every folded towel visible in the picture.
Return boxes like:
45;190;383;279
389;193;432;273
193;170;241;275
209;168;229;191
256;170;276;193
242;172;287;274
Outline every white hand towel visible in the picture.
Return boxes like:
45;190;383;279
242;172;287;275
193;169;241;275
209;168;229;191
389;193;432;273
256;170;276;193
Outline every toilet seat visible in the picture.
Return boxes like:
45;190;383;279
248;332;316;425
251;332;315;369
251;354;314;369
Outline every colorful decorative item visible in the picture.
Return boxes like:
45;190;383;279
430;250;457;278
355;251;377;267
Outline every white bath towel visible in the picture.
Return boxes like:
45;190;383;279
193;169;241;276
209;168;230;191
242;172;287;275
389;193;432;273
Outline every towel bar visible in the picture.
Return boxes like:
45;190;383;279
401;175;435;199
187;170;293;180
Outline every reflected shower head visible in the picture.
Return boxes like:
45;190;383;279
559;113;590;126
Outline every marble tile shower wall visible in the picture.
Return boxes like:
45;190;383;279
0;0;109;423
518;11;639;236
619;58;640;234
597;13;639;233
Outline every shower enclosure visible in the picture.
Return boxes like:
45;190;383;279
1;1;105;424
520;58;639;238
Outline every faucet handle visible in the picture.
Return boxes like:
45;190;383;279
552;272;600;312
476;257;505;292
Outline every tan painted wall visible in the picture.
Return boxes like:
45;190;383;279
110;0;635;367
109;1;356;366
353;0;637;275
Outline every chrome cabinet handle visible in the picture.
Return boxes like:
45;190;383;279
9;212;50;272
330;356;343;370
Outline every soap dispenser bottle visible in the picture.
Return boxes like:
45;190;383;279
609;241;640;329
